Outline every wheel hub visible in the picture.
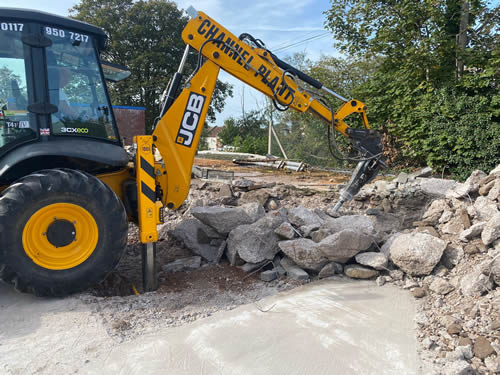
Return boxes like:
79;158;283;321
22;203;99;270
46;219;76;248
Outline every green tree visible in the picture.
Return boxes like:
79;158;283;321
0;67;26;107
324;0;500;178
218;110;268;155
70;0;232;133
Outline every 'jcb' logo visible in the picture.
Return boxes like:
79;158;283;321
175;92;206;147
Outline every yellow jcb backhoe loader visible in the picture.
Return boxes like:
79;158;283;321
0;6;385;296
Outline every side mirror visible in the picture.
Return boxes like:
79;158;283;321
101;61;131;82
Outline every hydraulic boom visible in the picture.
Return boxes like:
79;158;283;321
135;7;386;289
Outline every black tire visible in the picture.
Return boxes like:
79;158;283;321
0;168;128;296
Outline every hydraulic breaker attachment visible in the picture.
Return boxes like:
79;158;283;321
332;158;382;212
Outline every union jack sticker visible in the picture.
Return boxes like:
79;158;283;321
40;128;50;136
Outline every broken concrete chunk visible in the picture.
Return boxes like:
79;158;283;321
354;252;388;270
438;210;453;224
191;206;254;234
318;230;373;263
487;179;500;201
490;257;500;285
267;199;279;210
161;256;202;273
218;184;233;198
318;262;343;279
411;166;433;178
299;223;320;237
440;216;466;235
278;238;328;272
418;178;457;197
228;213;285;264
344;264;379;279
274;222;296;240
322;215;375;236
225;243;245;266
232;178;255;189
446;170;487;199
415;226;440;238
441;245;464;269
459;222;486;242
429;278;455;295
422;199;450;225
460;263;494;296
313;215;376;243
280;257;309;280
481;212;500;246
239;202;266;222
168;219;224;263
395;172;409;184
287;206;323;227
260;270;278;282
479;179;496;196
442;360;473;375
238;189;271;206
473;336;495;359
484;356;500;373
473;196;499;221
384;232;447;276
240;260;269;273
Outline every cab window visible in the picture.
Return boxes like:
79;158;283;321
45;27;118;141
0;23;36;151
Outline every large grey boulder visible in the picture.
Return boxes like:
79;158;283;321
191;206;255;234
227;212;286;263
383;232;447;276
287;206;323;227
482;212;500;246
317;230;373;263
278;238;328;272
168;219;224;263
355;252;388;270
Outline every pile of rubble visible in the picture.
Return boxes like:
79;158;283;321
161;164;500;374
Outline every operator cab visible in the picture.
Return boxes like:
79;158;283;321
0;8;130;183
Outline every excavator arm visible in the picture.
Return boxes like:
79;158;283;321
135;7;386;290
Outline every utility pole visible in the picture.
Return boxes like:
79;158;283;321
268;99;273;155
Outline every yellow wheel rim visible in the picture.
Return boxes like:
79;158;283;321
22;203;99;270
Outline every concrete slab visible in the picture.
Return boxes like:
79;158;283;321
0;279;420;375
